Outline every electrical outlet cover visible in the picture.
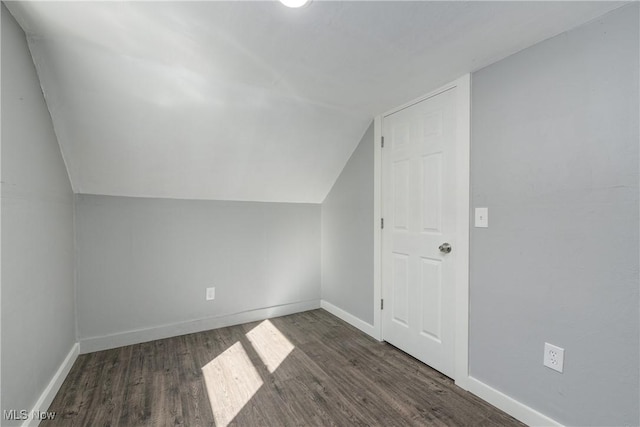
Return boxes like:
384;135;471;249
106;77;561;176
543;342;564;373
206;287;215;301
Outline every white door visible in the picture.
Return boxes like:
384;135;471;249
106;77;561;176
382;87;458;378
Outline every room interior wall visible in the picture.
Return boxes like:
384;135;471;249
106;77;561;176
469;4;639;426
2;1;638;425
75;194;321;352
1;4;77;424
321;123;375;325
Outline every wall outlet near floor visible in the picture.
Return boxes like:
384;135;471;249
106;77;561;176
543;342;564;373
206;287;215;301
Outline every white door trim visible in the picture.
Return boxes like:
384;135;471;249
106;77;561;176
373;74;470;389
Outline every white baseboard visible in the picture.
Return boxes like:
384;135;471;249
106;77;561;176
20;302;319;424
317;299;561;426
22;343;79;427
466;376;562;427
320;300;379;339
23;304;561;427
79;299;321;354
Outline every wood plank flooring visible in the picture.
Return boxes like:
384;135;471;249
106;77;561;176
43;310;525;426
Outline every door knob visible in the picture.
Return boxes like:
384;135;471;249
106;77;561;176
439;243;452;254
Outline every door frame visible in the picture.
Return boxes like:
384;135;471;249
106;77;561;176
373;74;470;389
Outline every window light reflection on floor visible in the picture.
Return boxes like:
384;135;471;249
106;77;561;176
246;319;295;373
201;320;295;426
201;341;263;427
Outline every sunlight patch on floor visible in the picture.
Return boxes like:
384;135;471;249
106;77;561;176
246;319;295;373
201;341;263;427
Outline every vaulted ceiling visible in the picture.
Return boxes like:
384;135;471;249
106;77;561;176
5;1;624;203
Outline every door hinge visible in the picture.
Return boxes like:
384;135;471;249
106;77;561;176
381;136;385;148
381;218;384;229
381;299;384;310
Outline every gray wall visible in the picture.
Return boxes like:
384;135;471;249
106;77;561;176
321;123;374;324
1;4;76;423
75;195;320;344
470;4;639;426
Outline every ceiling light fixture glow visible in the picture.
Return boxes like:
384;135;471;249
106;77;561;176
279;0;310;8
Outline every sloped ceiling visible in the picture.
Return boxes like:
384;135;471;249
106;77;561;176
5;1;624;203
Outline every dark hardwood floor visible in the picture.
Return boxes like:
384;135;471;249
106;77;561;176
44;310;525;426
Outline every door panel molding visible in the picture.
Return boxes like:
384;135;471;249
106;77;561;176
373;74;470;389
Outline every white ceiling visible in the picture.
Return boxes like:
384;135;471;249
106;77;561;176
6;1;624;203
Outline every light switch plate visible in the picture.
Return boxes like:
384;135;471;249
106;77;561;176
475;207;488;228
